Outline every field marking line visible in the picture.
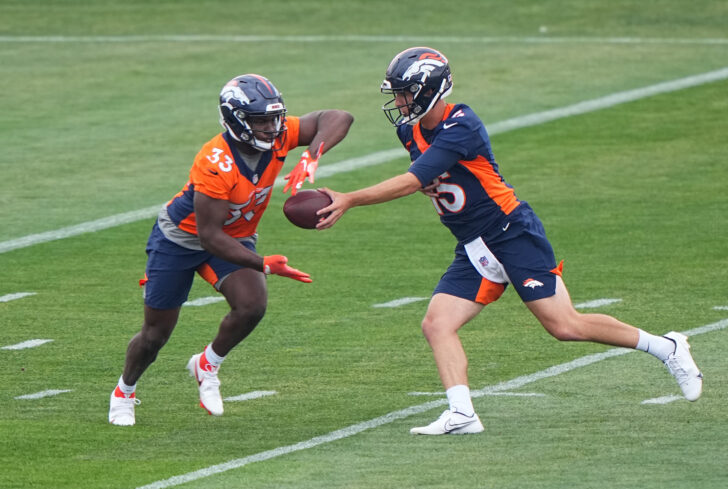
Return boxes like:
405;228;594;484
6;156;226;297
183;296;226;307
14;389;72;400
2;339;53;350
376;296;622;310
372;297;429;308
1;35;727;45
0;292;37;302
713;306;728;311
224;391;277;402
574;298;622;309
641;395;683;405
135;318;728;489
179;294;621;311
2;65;728;255
409;391;545;397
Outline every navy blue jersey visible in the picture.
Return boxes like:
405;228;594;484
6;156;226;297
399;103;525;243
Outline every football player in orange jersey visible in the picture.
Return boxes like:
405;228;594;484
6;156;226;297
316;47;702;435
109;74;353;426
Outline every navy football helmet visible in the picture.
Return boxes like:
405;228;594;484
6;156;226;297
381;47;453;126
218;74;287;151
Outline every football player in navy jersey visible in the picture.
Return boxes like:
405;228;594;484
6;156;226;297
317;47;703;435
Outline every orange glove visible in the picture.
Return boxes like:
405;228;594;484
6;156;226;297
283;141;325;195
263;255;312;283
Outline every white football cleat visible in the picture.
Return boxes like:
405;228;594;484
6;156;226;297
109;387;141;426
186;353;224;416
663;332;703;401
410;409;484;435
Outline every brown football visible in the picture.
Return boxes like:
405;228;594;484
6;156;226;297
283;190;332;229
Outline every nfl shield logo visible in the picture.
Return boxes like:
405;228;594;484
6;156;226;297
479;255;489;266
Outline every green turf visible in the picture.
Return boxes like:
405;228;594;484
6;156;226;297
1;1;727;488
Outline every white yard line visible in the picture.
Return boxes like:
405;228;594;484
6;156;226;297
224;391;277;402
135;318;728;489
372;297;429;308
183;296;226;307
641;395;683;405
14;389;72;400
0;292;37;302
375;297;623;310
574;298;622;309
409;391;545;398
1;339;53;350
181;295;623;309
2;65;728;255
0;35;726;45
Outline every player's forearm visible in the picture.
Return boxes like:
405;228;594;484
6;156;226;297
312;110;354;154
348;172;421;207
199;232;264;271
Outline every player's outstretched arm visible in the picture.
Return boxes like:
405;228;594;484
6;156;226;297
284;110;354;195
316;173;421;230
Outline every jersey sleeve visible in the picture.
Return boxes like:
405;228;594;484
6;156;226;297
407;145;463;186
284;116;301;151
430;116;478;158
189;140;236;200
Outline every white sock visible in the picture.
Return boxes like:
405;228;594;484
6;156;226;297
635;330;675;362
204;344;225;367
446;384;475;416
117;375;136;396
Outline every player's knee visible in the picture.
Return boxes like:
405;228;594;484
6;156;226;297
543;317;585;342
421;313;435;335
139;327;171;352
229;303;266;329
421;314;451;341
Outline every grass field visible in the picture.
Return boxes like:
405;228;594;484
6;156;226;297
1;1;727;488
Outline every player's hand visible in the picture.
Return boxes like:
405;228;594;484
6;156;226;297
263;255;312;283
419;178;439;197
283;141;325;195
315;188;351;230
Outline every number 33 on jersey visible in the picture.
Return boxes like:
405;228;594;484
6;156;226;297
164;116;301;238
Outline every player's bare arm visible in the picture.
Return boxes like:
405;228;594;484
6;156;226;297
315;172;421;229
298;109;354;156
194;191;265;271
283;110;354;195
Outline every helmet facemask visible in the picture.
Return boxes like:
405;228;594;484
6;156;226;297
381;80;451;126
220;106;287;151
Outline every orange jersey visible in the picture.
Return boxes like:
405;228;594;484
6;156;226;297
164;116;300;239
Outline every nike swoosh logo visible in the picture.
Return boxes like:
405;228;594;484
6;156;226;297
444;418;476;432
502;222;510;231
442;122;457;129
208;169;219;175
